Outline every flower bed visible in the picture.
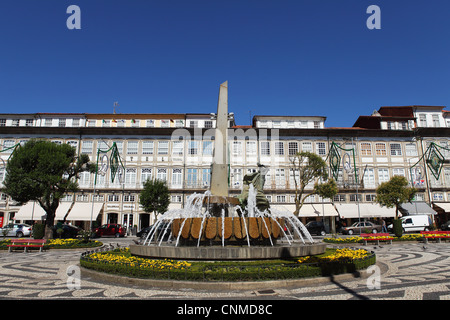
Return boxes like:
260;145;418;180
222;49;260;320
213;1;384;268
80;247;376;281
323;234;423;244
0;238;102;250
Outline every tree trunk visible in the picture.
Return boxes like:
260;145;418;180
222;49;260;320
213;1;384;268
44;210;56;240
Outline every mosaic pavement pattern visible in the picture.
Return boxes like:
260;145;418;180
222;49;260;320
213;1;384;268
1;241;450;300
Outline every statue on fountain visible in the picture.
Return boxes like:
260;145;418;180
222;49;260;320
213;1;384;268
237;163;270;212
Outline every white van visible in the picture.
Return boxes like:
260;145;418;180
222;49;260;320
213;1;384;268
388;215;432;233
400;215;432;232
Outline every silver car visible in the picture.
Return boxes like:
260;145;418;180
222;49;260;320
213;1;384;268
0;223;32;237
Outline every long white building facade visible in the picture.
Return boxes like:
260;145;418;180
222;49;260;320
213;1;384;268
1;105;450;232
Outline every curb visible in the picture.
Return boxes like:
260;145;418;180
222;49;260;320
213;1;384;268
80;265;374;291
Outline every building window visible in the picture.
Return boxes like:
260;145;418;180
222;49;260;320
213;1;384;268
161;120;170;128
25;119;33;127
433;193;444;201
157;168;167;182
124;194;135;202
127;141;138;154
204;120;213;128
202;141;213;155
188;140;198;155
360;143;372;156
157;141;169;155
246;141;257;156
288;142;298;156
349;194;362;202
419;114;427;127
432;115;440;127
378;168;390;184
365;194;376;202
72;119;80;127
146;120;155;127
0;119;5;127
172;141;184;155
171;168;182;187
201;168;211;187
171;195;182;203
392;168;405;177
142;141;154;154
186;168;198;187
108;194;120;202
302;142;312;152
375;143;386;156
232;141;242;155
275;142;284;156
125;168;137;186
87;120;96;127
390;143;402;156
314;121;321;129
141;168;152;185
276;195;286;203
189;121;198;128
333;194;346;202
81;141;93;154
405;144;418;156
316;142;326;155
260;142;270;155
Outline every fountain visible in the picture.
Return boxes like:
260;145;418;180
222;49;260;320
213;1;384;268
130;81;326;260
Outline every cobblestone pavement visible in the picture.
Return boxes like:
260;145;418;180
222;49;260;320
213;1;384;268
1;239;450;300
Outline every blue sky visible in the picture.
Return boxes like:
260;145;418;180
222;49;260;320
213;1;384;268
1;0;449;128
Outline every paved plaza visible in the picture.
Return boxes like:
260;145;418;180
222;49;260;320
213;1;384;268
1;238;450;300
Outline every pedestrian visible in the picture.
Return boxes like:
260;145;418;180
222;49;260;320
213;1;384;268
381;219;387;233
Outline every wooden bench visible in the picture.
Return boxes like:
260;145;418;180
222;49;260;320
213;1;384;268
361;233;394;245
7;239;46;252
421;231;450;244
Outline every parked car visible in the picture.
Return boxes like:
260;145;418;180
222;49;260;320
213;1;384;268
93;224;126;238
0;223;32;237
137;222;172;240
342;221;382;235
51;224;81;239
441;221;450;231
388;215;431;233
305;221;327;236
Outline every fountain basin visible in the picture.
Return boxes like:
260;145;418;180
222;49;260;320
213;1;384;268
130;243;326;260
171;217;284;245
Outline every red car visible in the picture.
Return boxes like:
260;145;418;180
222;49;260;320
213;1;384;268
93;224;126;238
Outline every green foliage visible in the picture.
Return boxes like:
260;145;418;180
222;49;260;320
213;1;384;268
80;248;376;281
3;139;93;235
139;179;170;218
392;219;403;237
289;152;331;215
314;178;338;200
376;175;417;219
32;223;45;239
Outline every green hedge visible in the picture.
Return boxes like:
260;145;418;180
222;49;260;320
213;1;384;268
80;248;376;282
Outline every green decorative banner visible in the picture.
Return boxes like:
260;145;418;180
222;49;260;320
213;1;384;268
425;143;444;180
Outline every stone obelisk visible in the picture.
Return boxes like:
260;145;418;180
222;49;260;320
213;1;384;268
210;81;229;197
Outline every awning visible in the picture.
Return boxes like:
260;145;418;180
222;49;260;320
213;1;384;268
272;203;338;217
400;201;436;215
14;202;47;221
335;203;396;219
14;202;73;221
65;202;104;221
433;202;450;212
299;203;339;217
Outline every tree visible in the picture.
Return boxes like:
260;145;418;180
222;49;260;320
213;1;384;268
289;151;330;216
139;179;170;219
376;176;417;219
376;176;417;237
3;139;93;239
313;178;338;202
